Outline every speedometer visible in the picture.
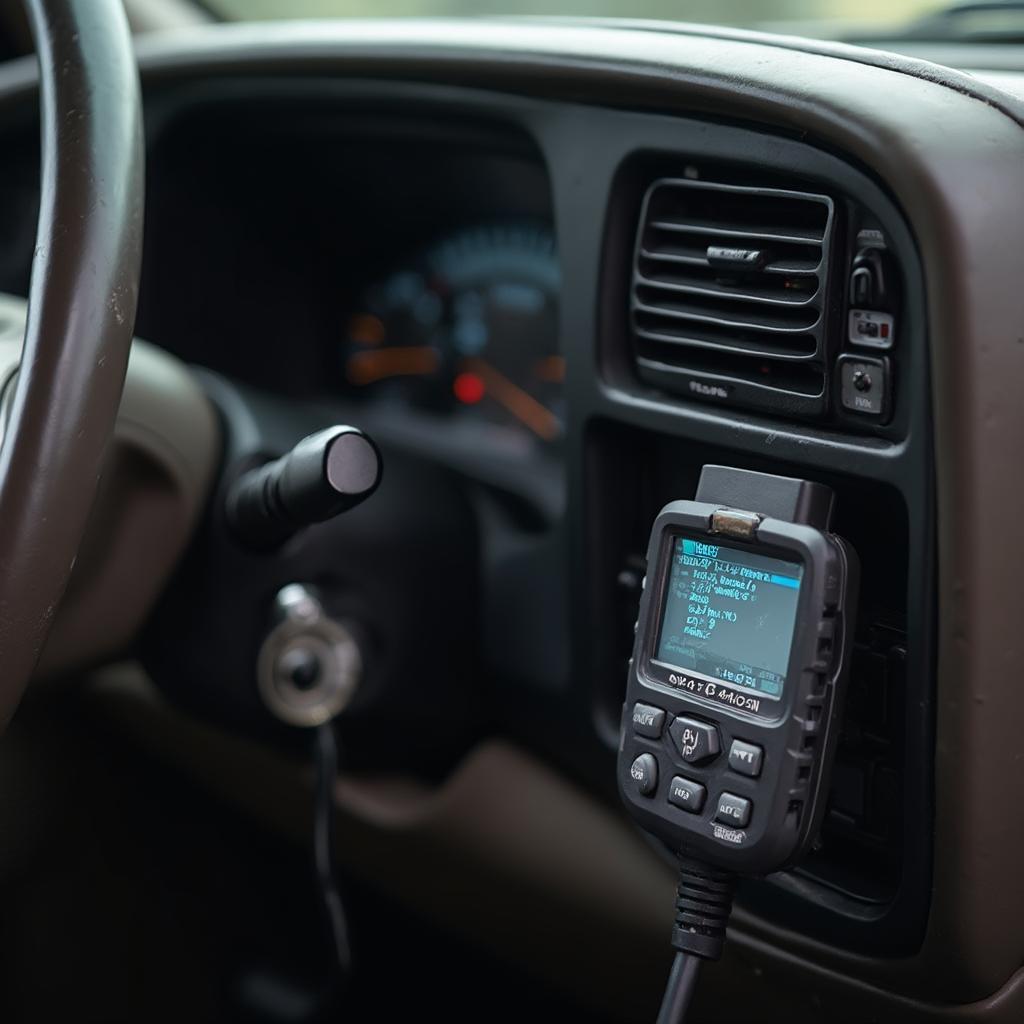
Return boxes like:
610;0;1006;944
343;223;562;446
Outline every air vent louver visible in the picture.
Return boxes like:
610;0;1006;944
631;178;834;417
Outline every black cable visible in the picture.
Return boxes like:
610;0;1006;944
312;722;352;983
671;857;736;962
655;952;702;1024
231;724;352;1021
653;857;737;1024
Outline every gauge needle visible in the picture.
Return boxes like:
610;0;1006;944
463;357;561;442
346;346;439;386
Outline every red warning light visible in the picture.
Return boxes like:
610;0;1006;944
453;371;486;405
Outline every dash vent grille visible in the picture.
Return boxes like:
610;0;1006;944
631;178;835;417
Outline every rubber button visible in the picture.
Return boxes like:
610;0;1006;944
668;776;707;814
715;792;752;828
669;716;720;765
630;753;658;797
632;702;666;738
728;740;763;778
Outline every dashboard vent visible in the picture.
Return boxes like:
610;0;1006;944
631;178;835;417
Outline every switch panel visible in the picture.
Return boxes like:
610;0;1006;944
839;355;889;418
848;309;894;350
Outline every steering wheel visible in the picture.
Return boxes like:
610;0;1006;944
0;0;142;729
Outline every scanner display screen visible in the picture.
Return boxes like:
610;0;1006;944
656;537;804;700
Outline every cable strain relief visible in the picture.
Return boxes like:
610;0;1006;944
670;856;736;961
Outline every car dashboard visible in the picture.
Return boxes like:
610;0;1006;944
1;16;1023;1023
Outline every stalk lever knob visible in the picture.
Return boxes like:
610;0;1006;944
227;426;381;549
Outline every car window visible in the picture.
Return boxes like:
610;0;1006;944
203;0;951;40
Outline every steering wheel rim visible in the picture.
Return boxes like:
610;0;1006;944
0;0;143;729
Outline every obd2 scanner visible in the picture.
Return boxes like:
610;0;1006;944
617;466;859;1023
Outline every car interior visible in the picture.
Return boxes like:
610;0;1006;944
0;0;1023;1021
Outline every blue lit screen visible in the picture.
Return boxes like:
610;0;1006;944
656;537;804;700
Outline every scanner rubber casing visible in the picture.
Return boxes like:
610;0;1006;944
617;467;859;875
